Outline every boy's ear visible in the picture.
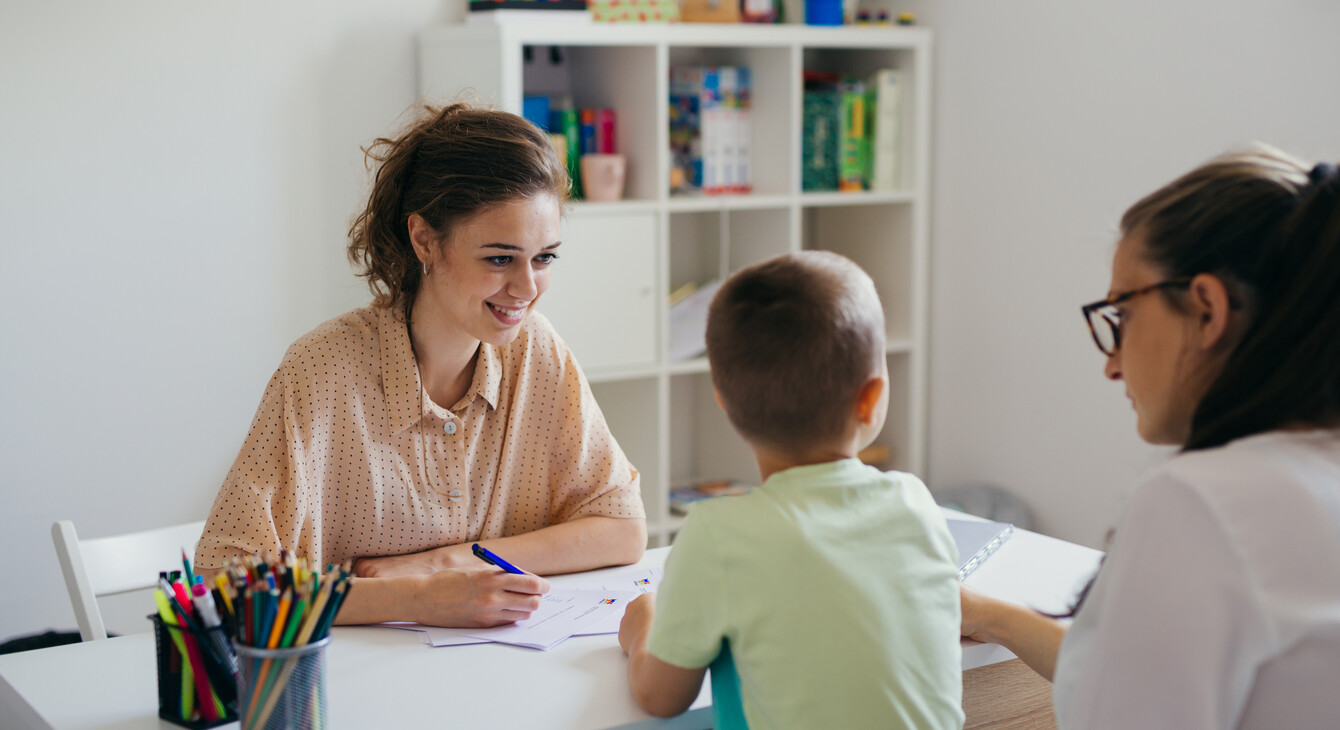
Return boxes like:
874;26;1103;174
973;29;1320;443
854;376;885;425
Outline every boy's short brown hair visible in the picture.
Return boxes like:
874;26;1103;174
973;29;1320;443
706;251;885;452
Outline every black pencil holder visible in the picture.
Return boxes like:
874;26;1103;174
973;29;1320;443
149;614;239;729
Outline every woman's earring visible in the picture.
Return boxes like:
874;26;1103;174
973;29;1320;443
422;260;429;277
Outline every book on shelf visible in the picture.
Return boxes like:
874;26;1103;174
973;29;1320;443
669;66;752;196
550;105;582;198
670;480;755;516
467;0;593;24
865;69;902;191
533;100;618;195
838;79;867;192
802;68;902;193
731;67;753;193
667;279;722;362
802;73;839;191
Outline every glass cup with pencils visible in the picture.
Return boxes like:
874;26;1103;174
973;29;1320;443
229;554;352;730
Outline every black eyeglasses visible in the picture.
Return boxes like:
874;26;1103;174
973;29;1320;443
1081;280;1191;356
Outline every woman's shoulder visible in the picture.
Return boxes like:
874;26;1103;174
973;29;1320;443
1131;429;1340;571
1155;429;1340;502
276;306;384;380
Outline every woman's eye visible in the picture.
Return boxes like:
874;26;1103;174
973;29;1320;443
534;253;559;266
485;255;512;266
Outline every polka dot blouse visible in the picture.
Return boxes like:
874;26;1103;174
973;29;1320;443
195;305;644;570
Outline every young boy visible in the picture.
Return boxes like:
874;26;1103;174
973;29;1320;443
618;251;963;729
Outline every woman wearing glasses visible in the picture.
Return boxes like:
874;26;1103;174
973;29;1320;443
960;145;1340;728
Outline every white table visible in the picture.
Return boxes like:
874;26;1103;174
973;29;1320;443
1;515;1101;729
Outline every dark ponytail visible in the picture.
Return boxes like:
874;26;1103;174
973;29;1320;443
346;103;570;319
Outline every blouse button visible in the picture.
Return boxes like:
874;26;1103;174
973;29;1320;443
444;421;458;435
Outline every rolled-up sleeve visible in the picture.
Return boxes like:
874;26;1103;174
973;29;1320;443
548;344;644;523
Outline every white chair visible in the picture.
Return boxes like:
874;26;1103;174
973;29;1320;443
51;519;206;641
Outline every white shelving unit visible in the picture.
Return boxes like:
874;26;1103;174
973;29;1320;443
419;23;933;546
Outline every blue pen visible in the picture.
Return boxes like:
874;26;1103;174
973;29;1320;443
471;544;524;574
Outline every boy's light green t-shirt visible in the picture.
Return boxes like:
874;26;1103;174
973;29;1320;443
646;459;964;730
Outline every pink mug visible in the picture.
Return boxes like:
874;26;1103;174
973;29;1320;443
581;154;627;202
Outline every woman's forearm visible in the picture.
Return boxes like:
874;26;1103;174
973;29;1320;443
436;515;647;575
983;601;1068;681
334;575;419;625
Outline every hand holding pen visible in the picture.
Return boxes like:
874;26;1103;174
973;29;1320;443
472;543;525;574
396;545;549;628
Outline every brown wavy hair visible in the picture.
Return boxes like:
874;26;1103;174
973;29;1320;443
705;251;885;452
347;103;570;318
1121;144;1340;451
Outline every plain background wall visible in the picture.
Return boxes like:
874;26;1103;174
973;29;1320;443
3;1;1338;640
0;0;457;640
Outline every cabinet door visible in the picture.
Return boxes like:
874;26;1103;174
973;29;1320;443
539;212;658;372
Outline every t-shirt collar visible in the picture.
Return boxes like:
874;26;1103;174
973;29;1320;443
764;457;870;490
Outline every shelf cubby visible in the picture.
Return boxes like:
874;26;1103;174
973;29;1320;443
590;377;665;524
669;371;759;488
803;203;916;344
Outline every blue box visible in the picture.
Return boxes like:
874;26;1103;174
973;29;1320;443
523;95;551;132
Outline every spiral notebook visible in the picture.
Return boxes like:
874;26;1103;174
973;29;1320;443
947;518;1014;581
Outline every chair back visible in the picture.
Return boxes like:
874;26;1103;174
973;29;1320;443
710;638;749;730
51;519;206;641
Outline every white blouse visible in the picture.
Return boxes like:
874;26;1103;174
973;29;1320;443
1054;428;1340;729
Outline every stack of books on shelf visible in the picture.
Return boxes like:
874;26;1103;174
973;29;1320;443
670;480;755;515
669;66;753;196
802;68;902;193
522;95;617;200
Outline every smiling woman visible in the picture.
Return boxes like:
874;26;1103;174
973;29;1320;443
194;104;647;629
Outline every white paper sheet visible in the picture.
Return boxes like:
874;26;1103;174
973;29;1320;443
668;280;722;362
376;621;491;647
422;627;491;647
460;588;639;650
567;567;664;636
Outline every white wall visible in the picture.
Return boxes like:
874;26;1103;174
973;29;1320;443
909;0;1340;547
5;0;1339;641
0;1;455;641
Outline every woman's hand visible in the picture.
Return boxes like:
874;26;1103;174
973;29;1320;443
959;582;1068;682
618;593;656;656
411;568;552;628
